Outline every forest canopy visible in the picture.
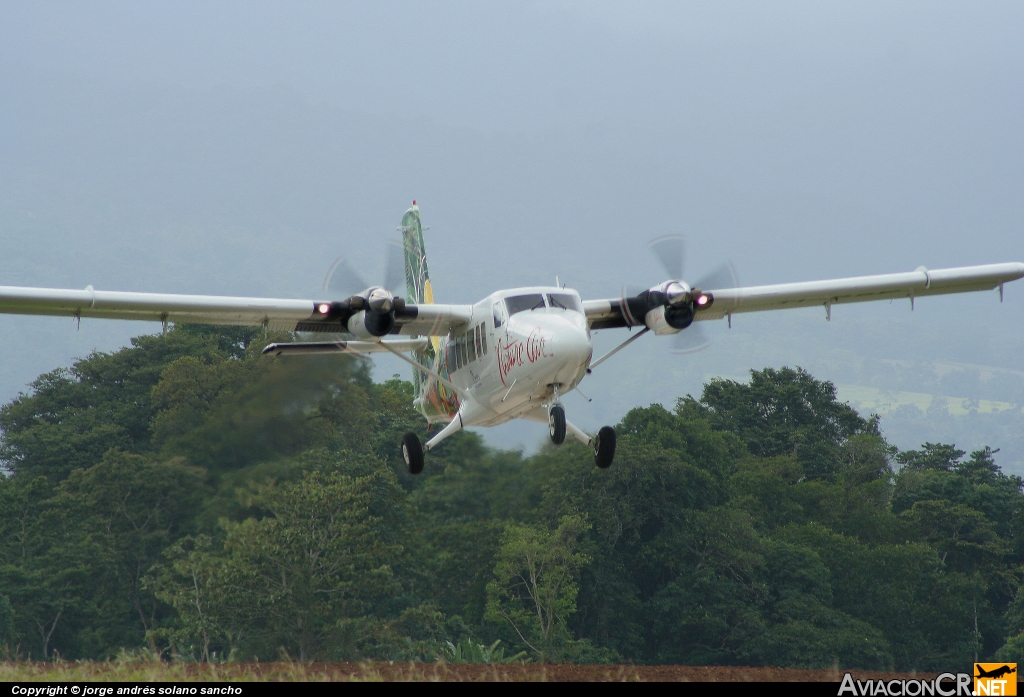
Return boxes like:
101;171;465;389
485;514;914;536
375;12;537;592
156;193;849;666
0;324;1022;670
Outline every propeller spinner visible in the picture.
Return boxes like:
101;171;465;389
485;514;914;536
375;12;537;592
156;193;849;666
624;235;738;354
316;239;407;338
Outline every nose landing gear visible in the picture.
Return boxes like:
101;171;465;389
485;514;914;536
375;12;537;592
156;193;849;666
547;385;567;446
548;405;567;445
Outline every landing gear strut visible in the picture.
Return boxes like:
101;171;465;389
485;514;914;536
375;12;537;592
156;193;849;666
401;432;424;475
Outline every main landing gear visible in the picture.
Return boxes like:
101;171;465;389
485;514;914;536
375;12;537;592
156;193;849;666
401;398;617;475
401;408;466;475
401;432;424;475
593;426;616;469
547;388;616;469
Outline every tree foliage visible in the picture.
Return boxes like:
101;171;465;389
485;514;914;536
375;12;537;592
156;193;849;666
0;329;1022;669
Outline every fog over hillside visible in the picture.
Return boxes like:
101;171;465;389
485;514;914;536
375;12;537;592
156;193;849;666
1;2;1022;467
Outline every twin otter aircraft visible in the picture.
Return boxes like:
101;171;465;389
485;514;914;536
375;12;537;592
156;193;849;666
0;203;1022;474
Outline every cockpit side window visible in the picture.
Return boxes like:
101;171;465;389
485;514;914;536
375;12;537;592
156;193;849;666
505;294;546;316
547;293;581;312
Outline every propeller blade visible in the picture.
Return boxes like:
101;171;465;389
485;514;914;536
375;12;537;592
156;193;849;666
383;239;406;296
671;323;712;355
695;261;739;292
648;235;686;280
620;284;647;325
323;257;369;298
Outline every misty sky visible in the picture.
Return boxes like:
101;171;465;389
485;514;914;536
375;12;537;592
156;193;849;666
1;2;1022;459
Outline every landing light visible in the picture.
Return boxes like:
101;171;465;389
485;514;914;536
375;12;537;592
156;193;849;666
696;294;710;307
318;303;330;314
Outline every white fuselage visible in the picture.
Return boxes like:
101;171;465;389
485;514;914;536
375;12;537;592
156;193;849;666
430;286;592;428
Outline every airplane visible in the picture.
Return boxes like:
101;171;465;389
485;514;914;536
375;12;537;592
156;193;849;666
0;201;1021;474
976;665;1017;680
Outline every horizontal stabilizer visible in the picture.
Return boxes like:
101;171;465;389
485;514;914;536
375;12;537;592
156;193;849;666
262;338;428;357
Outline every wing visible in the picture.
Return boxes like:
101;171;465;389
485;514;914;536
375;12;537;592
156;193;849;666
0;285;473;336
583;263;1024;329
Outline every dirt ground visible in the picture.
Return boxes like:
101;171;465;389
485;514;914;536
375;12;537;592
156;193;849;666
0;661;943;682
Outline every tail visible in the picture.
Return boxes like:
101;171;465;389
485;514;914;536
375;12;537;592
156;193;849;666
400;202;458;420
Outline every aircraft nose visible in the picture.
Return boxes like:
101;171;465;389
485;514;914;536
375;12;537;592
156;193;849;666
555;321;591;364
539;315;592;376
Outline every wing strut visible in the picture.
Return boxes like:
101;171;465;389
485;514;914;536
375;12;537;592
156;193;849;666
589;327;650;371
376;340;464;397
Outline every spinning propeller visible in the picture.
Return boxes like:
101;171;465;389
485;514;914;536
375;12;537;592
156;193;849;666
315;240;407;337
323;239;405;299
623;235;738;354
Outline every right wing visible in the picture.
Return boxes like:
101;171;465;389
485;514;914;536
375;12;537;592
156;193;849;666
0;285;473;337
584;262;1024;329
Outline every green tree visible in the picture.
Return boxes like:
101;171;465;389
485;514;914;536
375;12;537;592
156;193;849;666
0;326;261;482
58;450;206;652
485;514;591;658
697;367;875;479
0;475;104;658
153;452;407;660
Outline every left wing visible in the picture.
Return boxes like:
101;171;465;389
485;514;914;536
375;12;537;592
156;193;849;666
0;285;473;337
584;262;1024;329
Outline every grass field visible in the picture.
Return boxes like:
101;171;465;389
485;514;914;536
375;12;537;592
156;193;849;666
836;384;1021;416
0;662;943;682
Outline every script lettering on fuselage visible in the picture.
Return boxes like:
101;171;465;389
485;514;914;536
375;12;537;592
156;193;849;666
525;328;553;363
496;328;554;385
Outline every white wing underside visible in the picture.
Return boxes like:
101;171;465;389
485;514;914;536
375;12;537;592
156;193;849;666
0;286;473;337
0;263;1020;338
583;263;1024;327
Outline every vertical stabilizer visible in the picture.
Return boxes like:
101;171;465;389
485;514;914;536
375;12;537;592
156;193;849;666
400;202;432;304
400;202;458;420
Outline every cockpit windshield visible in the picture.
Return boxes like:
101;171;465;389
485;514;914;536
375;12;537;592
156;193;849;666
547;293;581;312
505;294;546;316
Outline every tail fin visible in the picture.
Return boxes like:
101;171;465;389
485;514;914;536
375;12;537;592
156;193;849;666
400;202;432;304
400;202;456;419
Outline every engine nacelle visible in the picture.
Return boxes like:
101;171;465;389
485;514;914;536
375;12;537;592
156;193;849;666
644;302;695;335
345;286;404;338
347;309;395;338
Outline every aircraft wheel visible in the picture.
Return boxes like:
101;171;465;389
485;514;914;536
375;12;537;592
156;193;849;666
401;432;424;475
549;405;566;445
594;426;616;469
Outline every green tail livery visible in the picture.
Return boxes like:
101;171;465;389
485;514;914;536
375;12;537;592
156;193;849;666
400;202;459;421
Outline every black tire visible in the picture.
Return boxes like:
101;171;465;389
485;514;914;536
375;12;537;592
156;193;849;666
401;432;424;475
594;426;616;469
549;405;566;445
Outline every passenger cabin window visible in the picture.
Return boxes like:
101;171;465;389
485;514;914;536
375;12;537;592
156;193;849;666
449;324;490;372
547;293;581;312
505;293;546;316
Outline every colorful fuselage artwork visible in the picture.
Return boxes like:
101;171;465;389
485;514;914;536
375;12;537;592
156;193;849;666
422;337;461;420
